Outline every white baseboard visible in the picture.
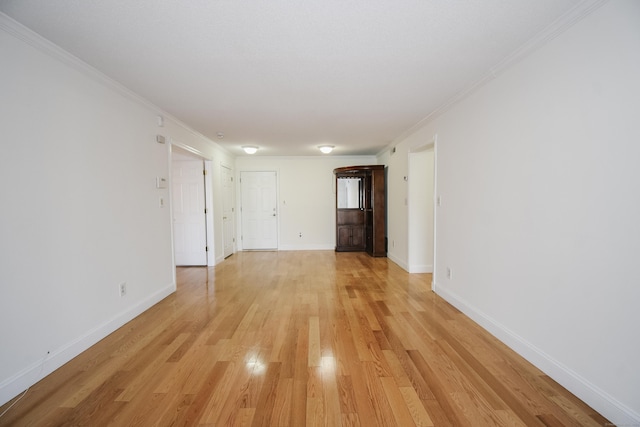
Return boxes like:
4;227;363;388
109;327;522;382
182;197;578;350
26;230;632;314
0;283;175;407
408;263;433;273
433;282;640;426
277;244;335;251
387;253;409;272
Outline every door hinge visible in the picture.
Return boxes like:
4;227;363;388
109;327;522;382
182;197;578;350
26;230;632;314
233;238;236;242
203;169;207;175
204;208;207;214
205;246;209;252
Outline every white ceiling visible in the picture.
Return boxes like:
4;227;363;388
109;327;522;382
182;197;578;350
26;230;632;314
1;0;584;156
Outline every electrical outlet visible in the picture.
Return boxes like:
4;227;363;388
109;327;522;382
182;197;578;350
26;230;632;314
119;282;127;297
446;268;453;280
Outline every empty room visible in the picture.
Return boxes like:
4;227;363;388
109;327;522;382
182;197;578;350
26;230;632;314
1;0;638;425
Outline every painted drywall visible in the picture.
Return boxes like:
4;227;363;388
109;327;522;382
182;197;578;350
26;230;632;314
235;156;376;251
382;1;640;423
383;148;409;266
408;148;434;273
0;17;229;405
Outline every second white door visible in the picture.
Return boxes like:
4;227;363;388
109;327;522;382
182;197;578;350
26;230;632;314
240;171;278;250
173;159;207;265
222;165;235;258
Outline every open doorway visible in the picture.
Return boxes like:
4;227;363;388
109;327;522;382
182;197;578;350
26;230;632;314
171;145;214;266
408;142;436;274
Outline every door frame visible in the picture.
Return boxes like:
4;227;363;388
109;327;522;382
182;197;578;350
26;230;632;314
407;134;438;289
221;163;236;258
238;169;279;251
170;143;215;267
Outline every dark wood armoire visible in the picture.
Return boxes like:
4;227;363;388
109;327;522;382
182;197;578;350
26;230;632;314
334;165;386;257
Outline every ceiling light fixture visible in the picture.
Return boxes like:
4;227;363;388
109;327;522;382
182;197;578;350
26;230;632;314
242;146;258;154
318;145;334;154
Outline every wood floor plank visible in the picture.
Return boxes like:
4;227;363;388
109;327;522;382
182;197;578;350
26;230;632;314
380;376;418;427
308;316;322;367
171;360;229;426
361;362;398;426
269;376;293;426
290;323;310;426
398;386;435;427
407;349;474;427
321;357;343;427
0;251;611;427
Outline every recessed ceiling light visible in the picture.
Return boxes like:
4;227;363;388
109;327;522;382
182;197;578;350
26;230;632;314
242;146;258;154
318;145;334;154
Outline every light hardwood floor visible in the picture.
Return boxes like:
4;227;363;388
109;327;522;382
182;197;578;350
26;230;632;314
0;251;609;426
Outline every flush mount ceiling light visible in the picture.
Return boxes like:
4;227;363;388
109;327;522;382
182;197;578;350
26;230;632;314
242;146;258;154
318;145;334;154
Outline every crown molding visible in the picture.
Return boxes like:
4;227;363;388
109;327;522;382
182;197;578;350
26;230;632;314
0;12;230;156
387;0;610;150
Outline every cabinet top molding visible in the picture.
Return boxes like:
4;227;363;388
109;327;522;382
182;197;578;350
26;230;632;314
334;165;384;174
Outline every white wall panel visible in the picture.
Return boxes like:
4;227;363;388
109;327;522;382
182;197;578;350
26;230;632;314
382;1;640;423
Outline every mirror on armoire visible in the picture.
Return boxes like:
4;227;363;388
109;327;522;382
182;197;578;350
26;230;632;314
336;177;362;209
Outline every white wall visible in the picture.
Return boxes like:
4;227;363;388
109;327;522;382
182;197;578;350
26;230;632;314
0;16;230;405
235;156;376;251
382;147;409;265
382;1;640;423
408;147;434;273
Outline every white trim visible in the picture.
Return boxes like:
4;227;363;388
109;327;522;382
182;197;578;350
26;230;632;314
204;160;215;266
220;163;236;261
171;141;212;161
0;12;228;156
433;282;640;426
382;0;609;153
0;283;175;407
408;264;433;274
238;155;377;161
387;253;409;272
278;244;335;251
431;135;438;291
407;136;437;278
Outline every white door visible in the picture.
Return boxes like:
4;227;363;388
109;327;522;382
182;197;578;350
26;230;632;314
241;171;278;250
172;159;207;265
222;165;235;258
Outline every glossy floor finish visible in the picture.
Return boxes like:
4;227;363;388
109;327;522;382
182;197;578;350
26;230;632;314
1;251;608;426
